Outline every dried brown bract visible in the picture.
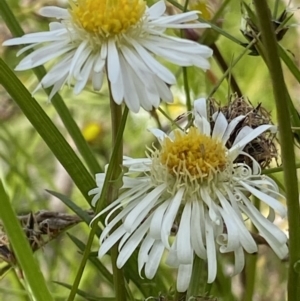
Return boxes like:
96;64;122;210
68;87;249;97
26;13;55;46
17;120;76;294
0;210;93;266
209;94;278;168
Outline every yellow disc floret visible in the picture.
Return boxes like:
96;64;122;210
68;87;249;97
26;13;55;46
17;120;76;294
71;0;146;36
160;127;227;179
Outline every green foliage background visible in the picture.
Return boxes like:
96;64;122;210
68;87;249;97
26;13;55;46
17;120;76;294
0;0;300;300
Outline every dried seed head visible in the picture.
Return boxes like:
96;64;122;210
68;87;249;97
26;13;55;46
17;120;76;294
0;210;93;266
209;94;278;168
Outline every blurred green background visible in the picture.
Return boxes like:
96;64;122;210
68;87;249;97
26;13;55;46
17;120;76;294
0;0;300;300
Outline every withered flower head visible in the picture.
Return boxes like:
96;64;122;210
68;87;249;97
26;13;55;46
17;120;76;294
209;94;278;168
0;210;85;267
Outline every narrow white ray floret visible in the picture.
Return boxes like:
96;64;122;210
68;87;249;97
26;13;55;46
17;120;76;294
3;0;213;112
89;98;288;291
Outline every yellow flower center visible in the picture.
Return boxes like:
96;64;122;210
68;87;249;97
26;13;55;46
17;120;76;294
160;127;227;179
70;0;146;36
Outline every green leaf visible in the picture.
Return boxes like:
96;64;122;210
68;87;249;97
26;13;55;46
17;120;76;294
53;281;114;301
66;233;113;285
0;59;95;204
279;45;300;83
46;190;94;225
0;181;54;301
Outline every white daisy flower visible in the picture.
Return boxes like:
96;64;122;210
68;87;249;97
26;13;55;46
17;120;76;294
89;98;288;292
3;0;213;113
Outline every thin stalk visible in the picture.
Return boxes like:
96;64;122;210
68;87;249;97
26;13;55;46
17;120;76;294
181;0;191;119
207;37;259;98
253;1;300;300
182;67;192;117
108;96;126;301
262;162;300;175
0;182;54;301
242;254;257;301
210;44;242;97
66;106;128;301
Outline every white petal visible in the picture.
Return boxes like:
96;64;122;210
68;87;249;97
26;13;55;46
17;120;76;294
38;53;72;87
205;218;217;283
67;40;89;85
138;234;155;276
16;42;73;70
176;202;193;264
233;245;245;275
110;71;124;105
239;192;287;245
49;22;64;31
191;200;207;258
3;30;66;46
117;214;152;268
231;125;275;152
126;37;176;84
92;71;104;91
123;184;166;232
47;75;67;99
215;208;239;252
107;39;120;84
161;188;185;248
219;185;257;253
152;75;173;103
222;115;245;144
149;200;170;239
93;52;106;73
177;263;193;292
200;187;221;225
150;11;199;25
74;54;95;94
147;0;166;19
118;52;141;112
212;112;228;140
16;44;38;56
165;238;179;267
39;6;69;19
145;241;165;279
193;99;211;135
239;181;286;217
193;98;207;119
99;201;138;243
148;128;168;144
98;225;126;258
240;200;288;259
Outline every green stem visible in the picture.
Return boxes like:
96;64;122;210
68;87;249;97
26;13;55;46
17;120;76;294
210;44;242;97
262;163;300;175
242;255;257;301
108;97;126;301
0;0;101;175
253;1;300;300
66;104;128;301
242;198;259;301
183;67;192;118
181;0;191;119
207;37;259;98
0;182;54;301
